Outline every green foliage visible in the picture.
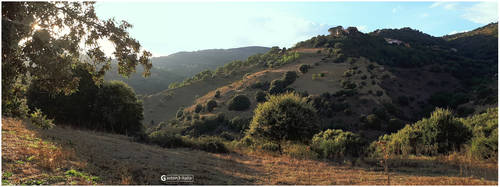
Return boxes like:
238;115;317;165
461;108;498;160
255;90;267;103
298;64;310;73
247;93;319;146
195;104;203;113
261;142;280;152
148;131;228;153
29;108;55;129
250;80;270;90
428;91;469;109
28;66;145;137
176;108;184;119
206;100;217;112
2;2;151;117
364;114;381;129
228;94;251;111
94;81;145;136
214;90;221;98
311;129;365;160
230;116;251;133
282;71;298;85
373;108;472;156
387;118;405;133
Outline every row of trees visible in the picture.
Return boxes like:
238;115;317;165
27;64;145;136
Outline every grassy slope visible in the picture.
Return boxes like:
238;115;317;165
2;118;497;185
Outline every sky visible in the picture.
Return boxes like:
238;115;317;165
94;1;498;57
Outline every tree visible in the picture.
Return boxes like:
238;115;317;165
228;95;251;111
247;93;319;153
2;2;151;116
94;81;144;136
206;100;217;112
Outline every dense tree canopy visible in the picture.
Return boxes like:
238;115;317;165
2;2;151;116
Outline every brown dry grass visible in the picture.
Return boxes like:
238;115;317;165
2;118;95;185
2;117;497;185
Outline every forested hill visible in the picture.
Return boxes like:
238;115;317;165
152;46;270;76
104;46;270;94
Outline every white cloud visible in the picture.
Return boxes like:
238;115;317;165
462;1;498;24
420;13;429;18
429;2;457;10
429;2;443;8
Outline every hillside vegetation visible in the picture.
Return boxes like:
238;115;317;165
2;4;497;184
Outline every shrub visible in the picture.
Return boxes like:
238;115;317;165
230;116;251;132
255;90;267;103
341;80;357;89
269;79;287;95
194;136;229;153
343;70;355;77
148;131;190;148
298;64;310;73
228;95;251;111
195;104;203;113
250;81;270;90
30;108;55;129
262;142;280;152
373;108;472;156
214;90;221;98
311;129;365;160
206;100;217;112
282;71;298;85
186;114;228;136
376;90;384;96
247;93;319;153
286;144;319;159
365;114;381;129
176;108;184;119
462;108;497;160
387;118;405;133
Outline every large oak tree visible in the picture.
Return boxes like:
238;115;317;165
2;2;152;116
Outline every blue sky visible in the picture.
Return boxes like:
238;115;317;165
95;1;498;56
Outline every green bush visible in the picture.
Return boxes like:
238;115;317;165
30;108;55;129
298;64;310;73
387;118;405;133
373;108;472;156
176;108;184;119
247;93;319;152
228;94;251;111
262;142;280;152
230;116;251;133
282;71;298;85
195;104;203;113
255;90;267;103
269;79;286;95
461;108;497;160
148;131;190;148
214;90;221;98
194;136;229;153
365;114;381;129
311;129;365;160
250;81;270;90
206;100;217;112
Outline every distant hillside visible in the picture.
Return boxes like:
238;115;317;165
104;46;270;94
152;46;270;76
443;22;498;60
144;23;497;143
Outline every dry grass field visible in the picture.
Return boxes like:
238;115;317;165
2;118;497;185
